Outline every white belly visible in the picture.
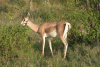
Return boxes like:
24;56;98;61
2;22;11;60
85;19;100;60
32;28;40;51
45;29;59;37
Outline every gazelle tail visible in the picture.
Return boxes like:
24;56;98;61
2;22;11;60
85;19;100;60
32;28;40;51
63;22;71;39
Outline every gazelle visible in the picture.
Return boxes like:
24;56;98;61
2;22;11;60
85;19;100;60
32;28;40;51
21;17;71;59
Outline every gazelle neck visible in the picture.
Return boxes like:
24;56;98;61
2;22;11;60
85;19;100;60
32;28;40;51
27;20;40;32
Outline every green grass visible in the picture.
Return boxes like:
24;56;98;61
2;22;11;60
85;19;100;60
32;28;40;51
0;0;100;67
0;23;99;67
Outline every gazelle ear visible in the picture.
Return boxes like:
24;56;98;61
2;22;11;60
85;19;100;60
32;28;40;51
27;12;30;19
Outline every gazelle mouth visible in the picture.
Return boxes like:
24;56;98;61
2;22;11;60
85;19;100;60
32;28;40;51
22;23;25;26
21;23;27;26
21;22;25;26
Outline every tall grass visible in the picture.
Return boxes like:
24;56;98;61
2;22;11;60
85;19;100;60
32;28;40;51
0;0;100;67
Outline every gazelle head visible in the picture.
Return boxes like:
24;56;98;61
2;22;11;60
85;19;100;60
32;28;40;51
21;17;29;26
21;12;30;26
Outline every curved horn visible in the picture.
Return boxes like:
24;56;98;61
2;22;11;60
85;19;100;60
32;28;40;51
27;12;30;19
27;0;33;19
29;0;33;11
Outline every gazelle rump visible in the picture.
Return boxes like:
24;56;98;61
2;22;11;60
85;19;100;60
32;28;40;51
21;17;71;59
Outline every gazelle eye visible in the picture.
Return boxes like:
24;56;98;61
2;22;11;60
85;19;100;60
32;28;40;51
23;19;25;21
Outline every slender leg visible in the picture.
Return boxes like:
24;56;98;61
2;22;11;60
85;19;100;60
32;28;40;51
63;33;68;59
42;35;45;56
64;40;68;59
48;38;53;56
60;36;68;59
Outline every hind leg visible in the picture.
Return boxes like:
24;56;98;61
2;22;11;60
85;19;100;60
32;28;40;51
60;36;68;59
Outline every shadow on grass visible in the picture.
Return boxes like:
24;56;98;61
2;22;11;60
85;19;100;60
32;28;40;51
31;38;70;58
32;40;53;58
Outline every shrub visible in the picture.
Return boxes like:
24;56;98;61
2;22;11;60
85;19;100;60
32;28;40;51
0;24;33;58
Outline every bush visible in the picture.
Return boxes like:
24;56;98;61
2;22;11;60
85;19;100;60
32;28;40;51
0;24;33;58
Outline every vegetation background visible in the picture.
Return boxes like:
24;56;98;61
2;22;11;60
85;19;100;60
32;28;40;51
0;0;100;67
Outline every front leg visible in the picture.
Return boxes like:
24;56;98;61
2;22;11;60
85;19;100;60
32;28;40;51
48;37;53;56
42;35;45;56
